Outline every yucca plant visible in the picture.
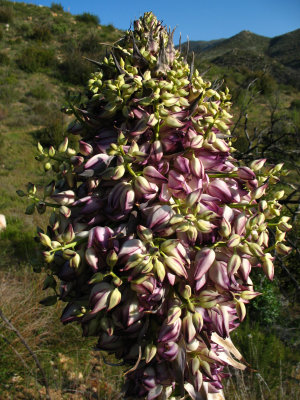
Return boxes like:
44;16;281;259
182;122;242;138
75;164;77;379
19;12;291;400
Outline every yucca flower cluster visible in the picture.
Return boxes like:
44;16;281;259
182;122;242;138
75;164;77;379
21;12;292;400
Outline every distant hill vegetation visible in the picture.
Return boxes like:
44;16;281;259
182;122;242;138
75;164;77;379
181;29;300;88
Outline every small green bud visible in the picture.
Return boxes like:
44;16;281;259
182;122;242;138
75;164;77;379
145;344;157;363
108;288;121;311
16;190;26;197
39;232;52;248
106;250;118;268
58;137;68;153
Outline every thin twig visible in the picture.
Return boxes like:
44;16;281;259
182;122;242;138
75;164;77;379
0;332;33;375
0;309;52;400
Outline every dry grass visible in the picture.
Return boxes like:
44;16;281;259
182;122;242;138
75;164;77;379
0;266;123;399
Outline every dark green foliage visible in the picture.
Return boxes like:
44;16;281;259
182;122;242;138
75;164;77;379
0;3;13;23
75;12;100;25
50;2;64;12
29;23;52;42
17;45;55;72
51;20;68;35
0;217;36;261
79;29;102;53
249;272;281;326
0;50;9;65
27;84;50;100
33;113;67;148
58;51;94;85
229;321;300;399
32;111;78;149
290;99;300;110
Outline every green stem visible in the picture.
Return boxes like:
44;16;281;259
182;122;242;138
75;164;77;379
227;203;257;209
208;173;238;178
50;237;87;254
120;146;137;177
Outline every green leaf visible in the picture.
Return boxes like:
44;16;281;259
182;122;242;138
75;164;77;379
39;295;57;306
42;275;57;290
25;203;35;215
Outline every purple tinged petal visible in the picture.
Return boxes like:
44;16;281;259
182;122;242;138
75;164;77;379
250;158;267;171
94;226;114;250
237;166;256;180
186;188;202;207
194;248;216;280
150;140;163;163
61;303;82;324
84;153;112;170
51;190;75;206
208;261;230;289
79;140;93;156
174;156;190;174
85;247;98;271
118;239;146;264
164;256;188;279
147;205;174;231
190;156;205;178
195;274;207;291
120;184;135;213
143;166;168;184
157;341;179;361
182;313;196;343
134;176;158;195
167;272;176;285
158;319;181;342
159;183;172;202
234;212;247;236
147;385;163;400
207;180;233;203
190;135;204;149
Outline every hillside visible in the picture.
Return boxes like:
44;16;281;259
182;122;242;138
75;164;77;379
181;29;300;88
0;0;122;129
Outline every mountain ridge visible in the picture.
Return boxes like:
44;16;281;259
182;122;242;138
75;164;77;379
180;28;300;87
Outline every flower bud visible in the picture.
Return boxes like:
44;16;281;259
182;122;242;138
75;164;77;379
235;299;246;321
58;137;68;153
153;258;166;282
250;158;267;171
178;283;192;300
166;306;182;325
39;232;52;248
107;288;121;311
70;253;81;269
106;250;118;268
276;243;292;255
145;344;157;363
262;253;274;280
227;254;241;276
227;234;241;248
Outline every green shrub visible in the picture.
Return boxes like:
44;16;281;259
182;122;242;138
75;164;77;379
50;2;64;12
27;84;50;100
52;21;68;35
0;4;13;23
58;51;94;84
33;113;67;147
17;45;55;72
0;217;36;261
249;272;281;326
0;50;9;65
290;98;300;110
0;25;3;40
75;12;100;25
79;29;103;53
30;23;52;42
